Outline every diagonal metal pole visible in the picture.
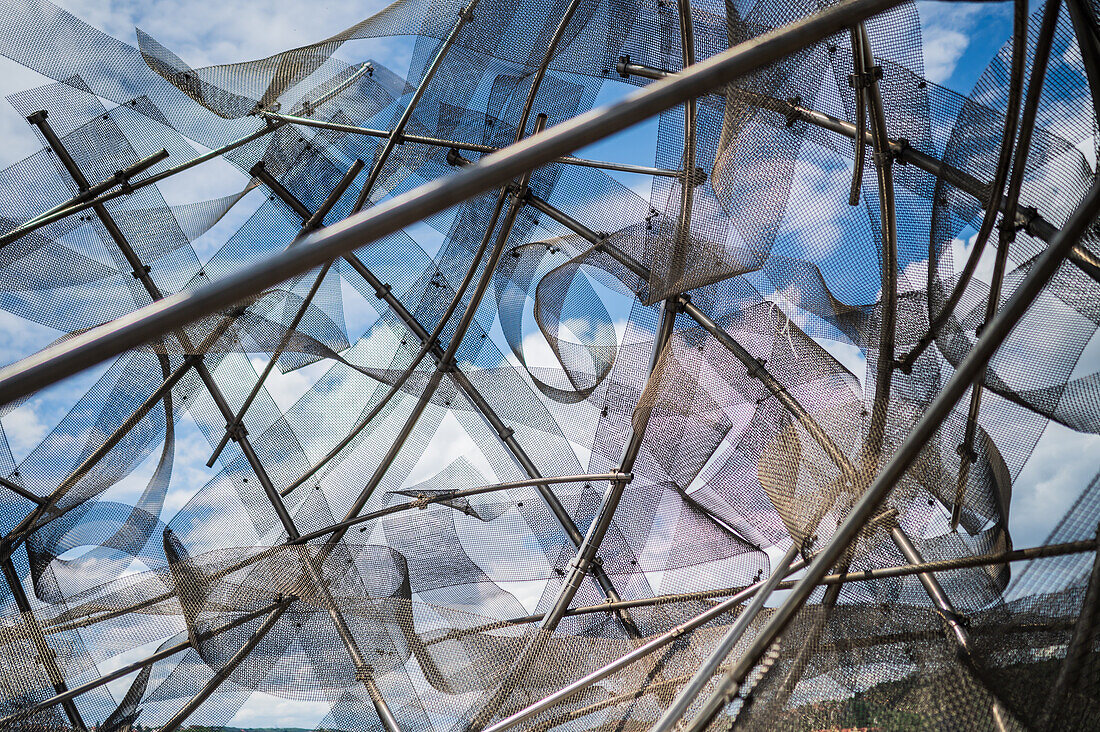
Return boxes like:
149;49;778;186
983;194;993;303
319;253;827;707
0;556;86;730
154;597;293;732
0;595;291;728
1040;524;1100;730
898;0;1028;372
0;0;912;406
615;59;1100;288
0;64;371;249
261;110;686;177
351;0;480;213
26;109;301;542
685;175;1100;730
206;159;366;466
952;0;1061;530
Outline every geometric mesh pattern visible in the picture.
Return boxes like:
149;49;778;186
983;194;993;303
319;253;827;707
0;0;1096;729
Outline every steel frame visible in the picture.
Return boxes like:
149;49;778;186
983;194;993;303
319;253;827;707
0;0;1094;728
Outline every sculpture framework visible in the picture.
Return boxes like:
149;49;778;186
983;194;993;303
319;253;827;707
0;0;1097;728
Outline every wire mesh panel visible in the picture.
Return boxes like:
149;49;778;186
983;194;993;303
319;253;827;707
0;0;1096;729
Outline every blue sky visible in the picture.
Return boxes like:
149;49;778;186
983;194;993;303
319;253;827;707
0;0;1097;727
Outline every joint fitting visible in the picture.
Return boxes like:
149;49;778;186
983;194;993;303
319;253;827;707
446;148;469;168
1014;205;1039;233
26;110;47;125
374;283;392;299
955;443;978;462
617;55;631;78
783;96;802;127
131;264;152;278
847;66;883;89
225;421;249;443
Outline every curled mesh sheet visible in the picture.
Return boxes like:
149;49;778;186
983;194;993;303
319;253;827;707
0;0;1096;729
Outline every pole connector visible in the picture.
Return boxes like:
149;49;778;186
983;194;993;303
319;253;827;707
224;420;249;443
617;55;631;78
847;65;883;89
783;96;802;127
26;110;48;126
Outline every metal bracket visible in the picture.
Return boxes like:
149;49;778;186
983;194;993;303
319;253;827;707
847;65;883;88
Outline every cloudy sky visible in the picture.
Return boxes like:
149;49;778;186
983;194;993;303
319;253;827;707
0;0;1096;727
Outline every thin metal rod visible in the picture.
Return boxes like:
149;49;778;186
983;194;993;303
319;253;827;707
847;28;867;206
953;0;1061;530
855;23;897;470
0;475;45;505
364;674;403;732
889;525;1020;728
618;59;1100;288
0;64;371;249
899;0;1027;371
0;596;290;728
25;147;168;227
26;109;302;542
291;473;630;543
1041;524;1100;730
1;557;86;730
352;0;478;212
699;176;1100;719
0;0;909;407
156;598;293;732
325;116;549;558
207;159;365;466
263;111;685;178
653;542;801;732
665;0;697;292
480;556;810;732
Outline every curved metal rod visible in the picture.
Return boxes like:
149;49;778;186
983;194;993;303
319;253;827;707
898;0;1028;371
847;27;867;206
856;22;897;469
700;176;1100;730
953;0;1062;530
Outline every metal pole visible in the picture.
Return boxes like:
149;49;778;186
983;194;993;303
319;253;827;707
0;596;290;728
0;0;910;406
480;556;810;732
156;597;293;732
290;473;630;544
352;0;480;213
26;109;301;542
0;557;86;730
207;159;365;466
0;476;45;505
889;525;1021;728
262;111;686;178
0;64;371;249
1040;524;1100;730
651;542;802;732
952;0;1061;530
691;176;1100;724
363;673;403;732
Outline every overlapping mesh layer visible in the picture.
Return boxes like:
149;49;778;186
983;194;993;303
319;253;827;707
0;0;1096;728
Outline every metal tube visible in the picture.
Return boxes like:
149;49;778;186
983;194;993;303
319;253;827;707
291;473;629;543
0;475;45;505
1041;525;1100;730
0;0;910;407
700;176;1100;718
263;111;685;177
363;673;403;732
207;159;365;466
952;0;1062;530
847;28;867;206
0;596;290;728
0;64;371;249
24;148;169;227
889;525;1020;728
652;542;802;732
855;23;897;469
1;557;86;730
156;598;293;732
899;0;1027;371
480;556;810;732
352;0;479;213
